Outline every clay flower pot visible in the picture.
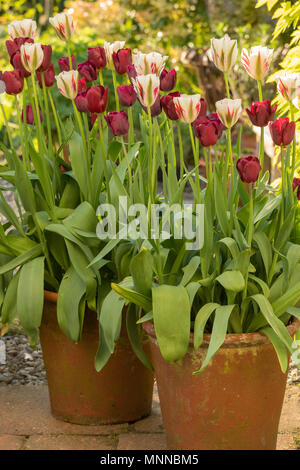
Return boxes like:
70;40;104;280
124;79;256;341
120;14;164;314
40;291;154;425
143;318;299;450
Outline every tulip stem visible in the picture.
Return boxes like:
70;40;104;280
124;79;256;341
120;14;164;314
41;73;53;159
67;43;73;71
14;96;28;171
259;127;264;176
128;106;134;147
188;123;200;204
0;103;13;150
281;146;286;222
224;72;230;99
258;80;263;102
176;121;185;179
290;103;296;181
121;137;133;204
47;88;62;147
30;75;45;153
72;100;89;163
112;69;120;112
147;107;154;202
166;120;176;168
99;70;104;87
98;115;111;204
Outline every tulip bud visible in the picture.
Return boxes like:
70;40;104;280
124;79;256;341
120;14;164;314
2;70;24;95
88;46;107;70
246;100;277;127
269;117;295;147
117;84;137;107
161;92;180;120
216;98;242;128
49;12;74;41
36;64;55;88
236;156;261;183
58;55;76;72
275;72;300;103
133;51;168;76
197;98;208;119
78;60;97;82
6;37;33;58
56;70;79;100
22;104;43;124
20;43;44;73
193;117;220;147
104;110;129;136
87;85;108;113
292;178;300;201
173;94;202;124
208;113;224;137
210;34;238;73
75;91;88;113
139;94;162;117
132;74;160;108
113;48;132;75
8;19;36;39
38;45;52;72
11;51;31;78
241;46;273;81
78;77;87;94
160;68;177;92
104;41;126;68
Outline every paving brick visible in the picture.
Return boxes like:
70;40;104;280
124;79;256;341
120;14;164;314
117;433;167;450
24;434;116;450
276;433;297;450
133;414;163;433
278;386;300;433
0;434;25;450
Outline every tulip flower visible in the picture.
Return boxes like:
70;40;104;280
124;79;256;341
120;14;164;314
160;69;177;92
216;98;242;128
236;156;261;183
208;113;224;137
87;85;108;113
22;104;43;124
8;19;36;39
197;98;208;119
133;51;168;76
75;91;88;113
127;64;137;83
6;37;33;58
58;55;76;72
210;34;238;73
104;110;129;136
292;178;300;201
78;77;87;94
161;92;180;120
132;74;160;108
113;48;132;75
246;100;277;127
117;84;137;107
2;70;24;95
36;64;55;88
241;46;273;81
37;45;52;72
173;94;202;124
89;113;97;128
0;75;5;95
56;70;79;100
275;72;300;103
269;117;295;147
193;117;220;147
11;52;31;78
49;12;74;41
88;46;107;70
20;43;44;73
104;41;126;68
140;94;162;117
78;61;97;82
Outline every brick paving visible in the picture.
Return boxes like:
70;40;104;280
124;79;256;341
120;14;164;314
0;383;299;450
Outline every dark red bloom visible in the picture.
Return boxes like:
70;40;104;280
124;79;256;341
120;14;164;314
208;113;224;137
246;100;277;127
293;178;300;200
75;91;88;113
78;77;87;94
269;117;296;146
2;70;24;94
161;91;180;120
6;37;33;58
11;51;31;78
89;113;97;128
87;86;108;114
78;60;97;82
88;46;107;70
58;56;76;72
127;64;137;83
21;105;43;125
140;94;162;117
104;110;129;136
36;64;55;88
112;48;132;75
236;156;261;183
38;45;52;72
193;117;220;147
160;68;177;92
117;84;137;107
197;98;208;119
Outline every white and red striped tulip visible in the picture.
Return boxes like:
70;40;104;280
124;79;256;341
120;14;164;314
49;13;74;41
133;51;168;76
173;94;202;124
104;41;126;68
210;34;238;73
275;72;300;104
241;46;273;81
216;98;242;128
56;70;78;100
132;74;160;108
8;19;37;39
20;43;44;73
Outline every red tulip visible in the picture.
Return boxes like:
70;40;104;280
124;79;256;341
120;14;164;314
193;117;220;147
6;37;33;58
293;178;300;200
78;77;87;94
161;91;180;120
104;110;129;136
75;91;88;113
11;51;31;78
269;117;295;146
21;105;43;124
113;48;132;75
208;113;224;138
89;113;98;128
197;98;208;118
2;69;24;94
36;64;55;88
88;46;107;70
246;100;277;127
127;64;137;83
58;55;76;72
37;45;52;72
117;84;137;107
236;156;261;183
160;69;177;92
78;60;97;82
139;94;162;117
87;86;108;114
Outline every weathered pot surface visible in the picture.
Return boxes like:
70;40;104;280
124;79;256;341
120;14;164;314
143;318;299;450
40;290;154;425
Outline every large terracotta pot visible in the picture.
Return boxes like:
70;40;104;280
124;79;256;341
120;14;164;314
143;318;299;450
40;290;154;425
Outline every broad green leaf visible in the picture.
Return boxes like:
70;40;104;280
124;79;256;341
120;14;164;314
254;195;281;224
69;132;90;200
185;282;200;306
136;310;153;324
180;256;200;286
0;245;43;275
65;240;97;301
216;270;245;292
248;274;270;298
126;304;153;370
272;281;300;317
130;248;153;297
1;272;20;324
95;321;112;372
194;303;219;349
253;232;272;277
111;281;152;312
219;237;240;260
99;288;125;353
261;326;288;373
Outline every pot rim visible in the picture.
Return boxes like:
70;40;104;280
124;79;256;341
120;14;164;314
44;289;58;304
142;317;300;348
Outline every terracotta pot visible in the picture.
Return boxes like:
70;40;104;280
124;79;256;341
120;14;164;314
143;318;299;450
40;290;154;425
